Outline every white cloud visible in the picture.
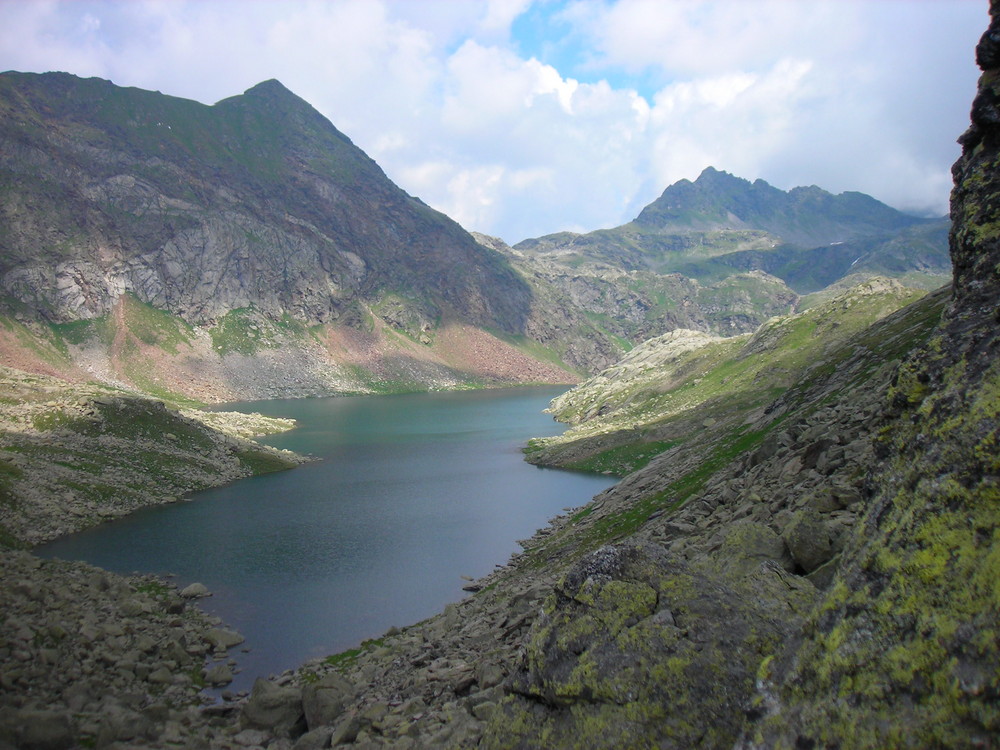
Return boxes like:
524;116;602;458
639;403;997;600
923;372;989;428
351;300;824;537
480;0;534;35
0;0;987;240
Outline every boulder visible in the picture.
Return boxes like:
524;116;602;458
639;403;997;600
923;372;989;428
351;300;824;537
782;508;835;573
243;677;305;738
146;666;174;685
302;673;353;730
180;582;210;599
11;710;74;750
204;628;245;650
205;663;234;686
292;726;334;750
714;521;794;578
484;543;809;749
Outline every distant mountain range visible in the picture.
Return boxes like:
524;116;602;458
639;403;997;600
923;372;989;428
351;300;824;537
0;72;951;401
515;166;950;294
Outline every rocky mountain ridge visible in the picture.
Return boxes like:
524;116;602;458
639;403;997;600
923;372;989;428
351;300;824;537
515;166;951;295
0;73;523;330
0;72;593;398
0;72;953;401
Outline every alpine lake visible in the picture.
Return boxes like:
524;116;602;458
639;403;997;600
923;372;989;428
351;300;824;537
37;386;617;693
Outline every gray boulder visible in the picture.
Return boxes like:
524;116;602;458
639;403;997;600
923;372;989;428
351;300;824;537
243;677;305;738
204;663;234;686
204;628;245;650
782;508;835;572
10;710;74;750
179;582;210;599
302;673;353;730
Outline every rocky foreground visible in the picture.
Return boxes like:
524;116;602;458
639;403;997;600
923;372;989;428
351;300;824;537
0;551;257;749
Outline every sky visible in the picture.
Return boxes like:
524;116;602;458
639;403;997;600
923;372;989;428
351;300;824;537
0;0;987;244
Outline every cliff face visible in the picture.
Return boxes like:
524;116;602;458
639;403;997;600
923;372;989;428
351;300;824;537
746;5;1000;744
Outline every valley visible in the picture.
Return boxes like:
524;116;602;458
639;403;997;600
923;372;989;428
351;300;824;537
0;9;996;746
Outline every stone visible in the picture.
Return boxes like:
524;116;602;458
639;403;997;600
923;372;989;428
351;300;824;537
475;662;505;690
233;728;272;746
292;726;334;750
12;709;74;750
243;677;305;738
327;713;362;745
180;582;210;599
472;701;497;721
133;634;157;653
96;704;150;745
205;663;234;686
301;673;353;730
805;555;841;590
147;666;174;684
715;521;794;578
650;607;675;627
782;508;835;573
204;628;245;650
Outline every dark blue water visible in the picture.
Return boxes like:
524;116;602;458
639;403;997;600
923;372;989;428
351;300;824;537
37;387;615;691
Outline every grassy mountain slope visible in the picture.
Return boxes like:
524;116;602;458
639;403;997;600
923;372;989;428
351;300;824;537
0;72;598;395
526;278;929;474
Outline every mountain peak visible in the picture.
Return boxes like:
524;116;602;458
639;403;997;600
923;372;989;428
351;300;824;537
695;166;745;184
223;78;311;112
243;78;295;99
635;169;926;246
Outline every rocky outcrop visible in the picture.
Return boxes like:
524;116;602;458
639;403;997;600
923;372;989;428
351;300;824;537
742;4;1000;745
486;229;801;360
0;365;303;546
0;551;249;750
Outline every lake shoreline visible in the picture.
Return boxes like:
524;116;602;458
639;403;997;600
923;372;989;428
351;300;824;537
0;365;306;549
1;382;615;748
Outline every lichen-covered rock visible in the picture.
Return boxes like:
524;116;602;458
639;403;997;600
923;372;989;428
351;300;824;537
782;508;835;573
483;544;814;748
742;5;1000;746
714;520;795;578
301;673;353;730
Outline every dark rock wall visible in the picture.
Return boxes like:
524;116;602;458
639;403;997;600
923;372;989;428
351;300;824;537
745;4;1000;746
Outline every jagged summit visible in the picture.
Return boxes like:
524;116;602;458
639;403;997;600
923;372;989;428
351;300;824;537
515;166;950;294
635;166;930;245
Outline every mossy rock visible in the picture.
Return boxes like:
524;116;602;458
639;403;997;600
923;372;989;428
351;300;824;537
483;544;814;749
782;508;836;573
